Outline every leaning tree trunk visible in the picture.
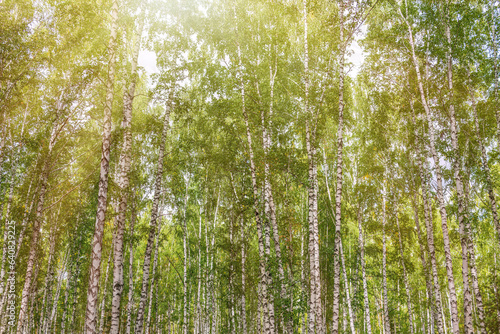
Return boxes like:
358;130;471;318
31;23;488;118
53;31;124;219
1;177;36;323
85;1;119;332
399;9;459;334
109;13;144;334
134;101;171;334
0;159;18;299
17;115;60;334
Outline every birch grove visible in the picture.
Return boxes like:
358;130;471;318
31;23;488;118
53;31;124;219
3;0;500;333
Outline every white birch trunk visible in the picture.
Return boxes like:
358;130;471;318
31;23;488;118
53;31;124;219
398;9;459;334
134;100;171;334
357;207;372;334
109;13;144;334
85;1;119;332
183;184;189;334
98;251;113;334
395;204;415;334
340;240;355;334
382;186;391;334
126;211;136;334
241;217;247;334
443;14;473;333
17;115;60;334
146;224;161;334
409;101;445;334
332;1;346;332
234;17;270;332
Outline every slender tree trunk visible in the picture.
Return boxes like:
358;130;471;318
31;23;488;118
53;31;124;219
382;186;391;334
182;184;189;334
40;225;57;334
47;252;67;334
0;122;6;169
0;109;27;301
340;240;355;334
61;260;73;334
409;101;445;334
69;266;81;334
241;217;247;334
195;212;202;334
126;211;136;334
146;224;161;334
395;203;415;334
204;207;209;334
258;63;290;333
332;2;345;333
443;14;474;333
24;264;40;334
303;0;322;332
301;226;307;334
0;164;16;298
494;254;500;334
85;1;119;332
98;251;113;334
399;10;459;334
0;175;35;329
210;192;219;334
409;179;433;334
229;218;235;334
357;207;372;334
134;101;170;334
234;22;270;333
462;163;487;334
109;13;144;334
469;77;500;250
17;116;60;334
489;2;500;150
